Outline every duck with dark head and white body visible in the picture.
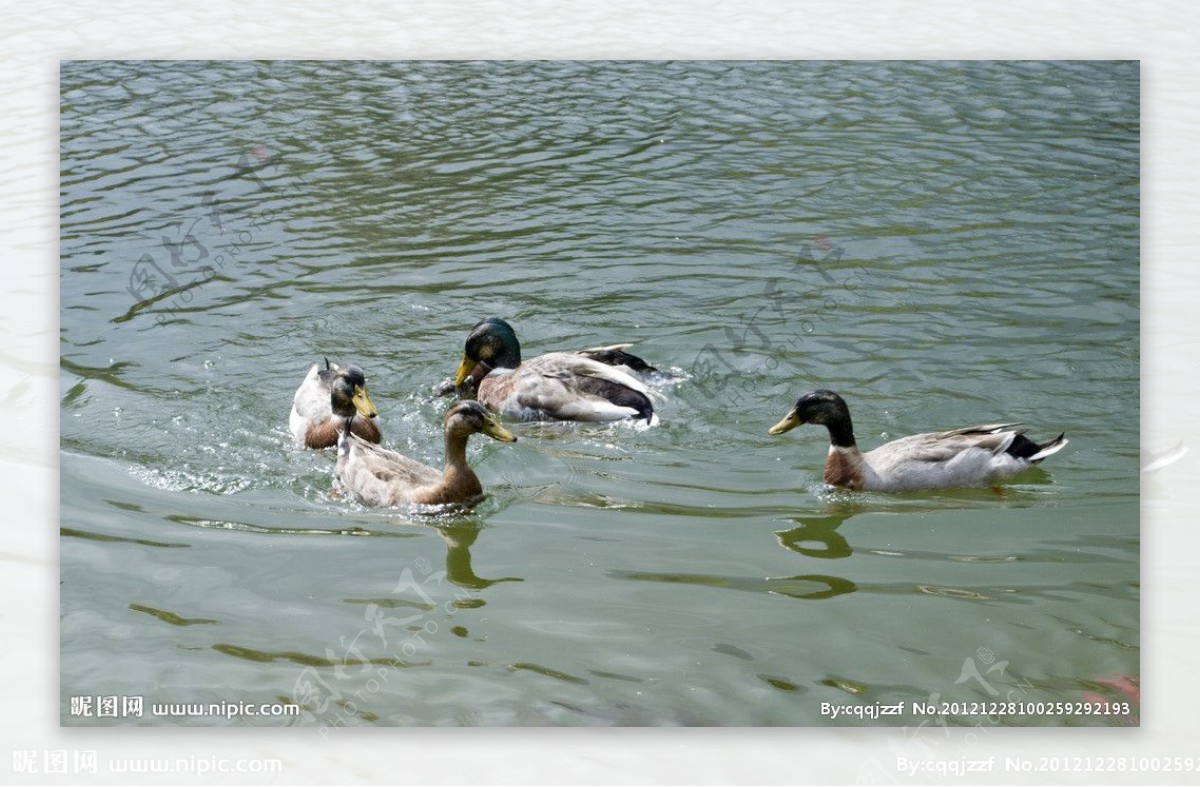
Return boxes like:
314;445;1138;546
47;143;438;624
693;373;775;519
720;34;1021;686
768;389;1068;492
449;317;660;424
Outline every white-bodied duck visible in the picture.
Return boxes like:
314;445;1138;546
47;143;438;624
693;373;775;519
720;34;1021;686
289;358;381;448
450;317;659;423
768;389;1067;492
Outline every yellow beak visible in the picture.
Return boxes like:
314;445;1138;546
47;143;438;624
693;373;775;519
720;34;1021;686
352;385;378;419
481;413;517;443
768;409;801;436
453;354;477;387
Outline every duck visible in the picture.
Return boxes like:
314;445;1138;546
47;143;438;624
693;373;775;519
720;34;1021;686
767;389;1068;492
289;358;381;448
333;376;518;508
449;317;659;423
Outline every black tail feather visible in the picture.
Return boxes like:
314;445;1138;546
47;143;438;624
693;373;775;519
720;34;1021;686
579;347;658;374
1007;432;1067;463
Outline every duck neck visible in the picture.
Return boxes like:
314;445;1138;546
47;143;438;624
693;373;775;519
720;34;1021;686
498;347;521;369
495;332;522;369
825;414;857;450
487;345;521;372
472;361;495;383
443;432;480;487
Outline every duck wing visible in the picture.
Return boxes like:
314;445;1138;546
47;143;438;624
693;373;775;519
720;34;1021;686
501;352;656;421
338;437;442;506
869;424;1025;466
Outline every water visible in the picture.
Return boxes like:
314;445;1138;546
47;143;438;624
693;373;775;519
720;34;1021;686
60;60;1139;727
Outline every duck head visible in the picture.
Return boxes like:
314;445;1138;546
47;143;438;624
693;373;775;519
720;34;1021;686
769;389;853;439
454;317;522;386
444;400;518;443
330;365;380;431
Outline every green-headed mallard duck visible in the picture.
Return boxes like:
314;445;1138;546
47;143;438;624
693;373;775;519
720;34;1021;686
290;359;381;448
450;317;659;423
333;379;517;508
768;389;1068;492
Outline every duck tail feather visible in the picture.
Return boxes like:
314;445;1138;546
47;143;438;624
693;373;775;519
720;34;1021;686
578;346;659;374
1028;433;1068;463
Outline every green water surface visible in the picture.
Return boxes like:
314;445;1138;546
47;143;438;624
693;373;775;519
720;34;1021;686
60;60;1139;726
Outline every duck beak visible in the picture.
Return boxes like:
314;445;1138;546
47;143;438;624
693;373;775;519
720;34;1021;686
482;413;517;443
454;354;477;386
768;408;802;435
352;385;378;418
